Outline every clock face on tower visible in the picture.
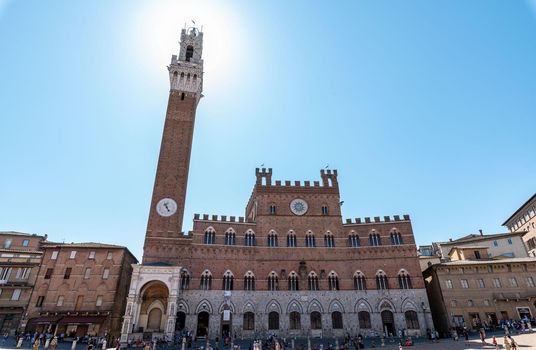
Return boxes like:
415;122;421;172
156;198;178;217
290;198;308;216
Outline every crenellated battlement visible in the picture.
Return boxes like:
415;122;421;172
343;214;411;226
193;213;251;224
254;168;339;189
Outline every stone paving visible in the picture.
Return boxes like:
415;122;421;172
0;332;535;350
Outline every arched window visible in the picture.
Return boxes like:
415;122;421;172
376;271;389;290
398;270;412;289
288;272;299;291
324;232;335;248
243;312;254;330
200;270;212;290
268;311;279;330
328;271;339;291
287;231;297;247
332;311;343;329
369;232;381;246
245;230;256;246
180;270;190;290
222;270;234;291
353;271;366;291
225;229;236;245
321;205;329;215
267;231;278;247
390;230;403;245
185;45;194;62
358;311;371;328
310;311;322;329
204;228;216;244
308;272;319;291
269;205;276;215
244;271;255;291
306;232;316;247
405;310;419;329
348;233;360;247
267;272;279;291
289;311;301;330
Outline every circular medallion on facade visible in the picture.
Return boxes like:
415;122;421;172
290;198;308;216
156;198;178;217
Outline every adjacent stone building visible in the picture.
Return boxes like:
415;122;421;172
25;242;137;340
120;28;432;343
0;232;47;335
503;193;536;257
423;245;536;336
434;231;528;260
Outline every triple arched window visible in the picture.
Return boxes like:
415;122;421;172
348;232;360;247
398;270;412;289
324;232;335;248
353;271;366;291
224;229;236;245
376;270;389;290
180;271;190;290
200;270;212;290
287;231;297;247
204;228;216;244
245;230;256;246
308;272;319;291
328;271;340;291
267;272;279;291
390;230;403;245
369;232;381;246
305;232;316;247
244;271;255;291
267;231;278;247
288;271;299;291
222;270;234;291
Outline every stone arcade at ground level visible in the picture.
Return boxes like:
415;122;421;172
121;266;432;341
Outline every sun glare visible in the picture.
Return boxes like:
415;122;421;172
132;0;247;91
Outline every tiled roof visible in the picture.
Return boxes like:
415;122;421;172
0;231;46;238
437;231;524;245
42;241;128;249
438;257;536;266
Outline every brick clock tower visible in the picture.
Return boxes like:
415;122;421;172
143;28;203;264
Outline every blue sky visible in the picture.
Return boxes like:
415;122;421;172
1;1;535;259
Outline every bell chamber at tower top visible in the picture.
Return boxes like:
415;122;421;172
169;27;203;95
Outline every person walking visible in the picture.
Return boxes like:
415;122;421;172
50;336;58;350
479;328;486;343
33;338;41;350
503;336;511;350
509;336;517;350
492;336;498;350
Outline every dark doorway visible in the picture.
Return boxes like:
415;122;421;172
220;309;232;338
176;312;186;332
469;313;482;329
381;310;395;336
196;312;209;338
485;312;498;326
